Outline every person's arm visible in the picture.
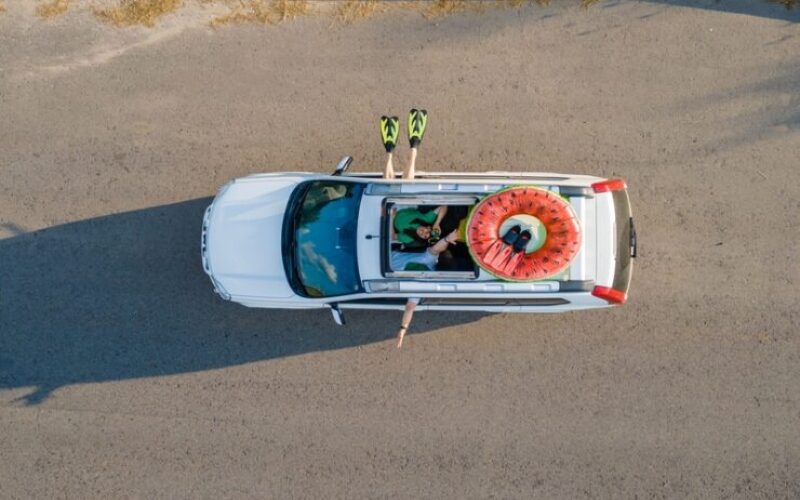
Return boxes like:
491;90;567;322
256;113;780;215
390;207;398;240
427;230;459;257
396;298;419;348
432;206;448;232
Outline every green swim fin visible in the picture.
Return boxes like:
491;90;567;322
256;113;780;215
408;108;427;148
380;115;399;153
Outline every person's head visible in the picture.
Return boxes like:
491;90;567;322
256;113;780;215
401;219;433;247
415;225;432;240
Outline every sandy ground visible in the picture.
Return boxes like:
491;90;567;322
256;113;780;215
1;1;799;498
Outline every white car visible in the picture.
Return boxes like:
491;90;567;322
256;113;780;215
201;157;636;325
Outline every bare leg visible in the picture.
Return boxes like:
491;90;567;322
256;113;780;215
402;147;418;180
383;152;395;179
380;115;399;178
404;109;427;180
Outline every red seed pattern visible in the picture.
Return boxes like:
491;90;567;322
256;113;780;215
466;186;581;281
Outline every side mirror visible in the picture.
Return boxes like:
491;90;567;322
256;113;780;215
332;156;353;176
330;304;346;326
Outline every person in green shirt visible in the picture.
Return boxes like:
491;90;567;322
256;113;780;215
391;205;448;247
380;107;442;348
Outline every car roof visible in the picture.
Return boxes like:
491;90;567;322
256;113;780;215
355;179;603;292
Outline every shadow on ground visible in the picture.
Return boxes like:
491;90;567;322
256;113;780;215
642;0;800;21
0;199;484;404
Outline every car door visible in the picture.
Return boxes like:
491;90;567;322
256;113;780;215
415;297;521;313
337;298;408;311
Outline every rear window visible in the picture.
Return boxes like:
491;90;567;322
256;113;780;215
611;190;634;293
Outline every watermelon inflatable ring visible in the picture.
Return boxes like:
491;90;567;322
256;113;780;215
466;186;581;281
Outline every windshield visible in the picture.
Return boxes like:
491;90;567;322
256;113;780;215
288;181;364;297
612;189;634;294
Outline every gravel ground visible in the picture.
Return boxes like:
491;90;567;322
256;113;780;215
1;1;799;498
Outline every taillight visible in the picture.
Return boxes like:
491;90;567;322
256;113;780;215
591;179;627;193
592;286;627;305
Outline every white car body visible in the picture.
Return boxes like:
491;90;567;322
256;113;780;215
201;163;635;322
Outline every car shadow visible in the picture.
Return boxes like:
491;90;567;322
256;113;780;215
642;0;799;22
0;199;485;404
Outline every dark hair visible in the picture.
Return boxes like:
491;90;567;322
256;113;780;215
400;219;431;247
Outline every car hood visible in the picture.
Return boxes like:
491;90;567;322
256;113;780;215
206;177;302;299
